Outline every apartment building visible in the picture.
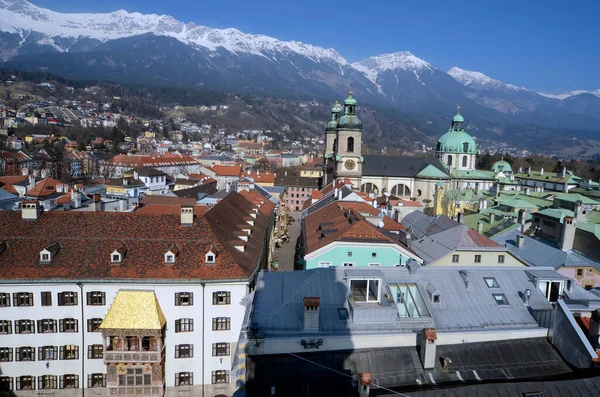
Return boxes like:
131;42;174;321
0;190;275;397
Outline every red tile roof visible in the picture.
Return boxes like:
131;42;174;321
135;204;206;216
26;177;65;198
0;192;274;281
337;202;406;232
107;153;199;167
210;165;242;177
303;202;396;254
241;171;275;184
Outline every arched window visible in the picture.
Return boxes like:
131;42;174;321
347;137;354;152
436;142;441;151
447;155;453;167
462;156;468;168
463;142;469;152
360;183;379;195
333;138;337;152
390;184;411;197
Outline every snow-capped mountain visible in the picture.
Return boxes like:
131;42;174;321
0;1;599;133
0;0;347;64
448;67;527;92
538;90;600;100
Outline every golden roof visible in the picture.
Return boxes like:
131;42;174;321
100;290;166;330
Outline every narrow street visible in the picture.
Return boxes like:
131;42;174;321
272;211;301;271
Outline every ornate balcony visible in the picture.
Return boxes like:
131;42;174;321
104;348;163;363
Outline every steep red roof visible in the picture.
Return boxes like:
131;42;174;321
135;205;206;216
26;177;65;198
0;192;273;281
303;202;395;254
107;153;199;167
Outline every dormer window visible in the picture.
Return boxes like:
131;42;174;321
112;254;121;263
40;243;60;263
432;294;441;304
111;244;127;264
41;253;50;262
165;245;179;264
206;254;215;264
166;254;175;263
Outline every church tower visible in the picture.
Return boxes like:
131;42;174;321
333;92;363;184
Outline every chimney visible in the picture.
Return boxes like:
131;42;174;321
181;205;194;226
419;328;437;369
457;212;463;224
284;170;288;176
574;200;586;222
477;221;483;234
516;234;525;249
590;310;600;348
518;166;523;173
123;178;128;186
488;212;496;224
479;198;487;210
540;168;544;176
460;270;470;289
71;190;81;208
518;209;527;232
561;167;567;178
405;232;412;248
303;297;320;332
523;288;531;306
524;187;530;196
358;372;372;397
334;187;338;199
21;200;42;220
560;216;576;251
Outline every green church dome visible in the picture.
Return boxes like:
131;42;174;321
331;101;342;113
436;111;476;154
491;159;512;173
344;92;357;106
326;120;338;131
338;92;362;129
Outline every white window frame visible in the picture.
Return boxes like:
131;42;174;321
165;252;175;264
368;263;381;267
205;252;216;264
348;278;381;303
318;261;332;268
111;252;121;263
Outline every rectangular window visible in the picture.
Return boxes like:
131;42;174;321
474;255;481;263
212;343;230;356
88;374;106;388
41;291;52;306
0;320;11;334
0;347;13;362
175;372;193;386
318;261;331;268
175;344;193;358
349;279;380;303
175;292;194;306
13;292;33;307
452;255;460;263
212;317;231;331
87;318;102;332
493;293;509;305
368;263;381;267
0;376;13;391
213;291;231;305
577;269;584;276
371;253;377;258
498;255;505;264
60;374;79;389
88;344;103;359
484;277;500;288
347;251;352;257
211;370;229;384
58;291;78;306
38;346;58;360
60;318;78;333
0;292;10;307
39;375;57;390
86;291;106;306
17;376;34;391
37;319;57;333
60;345;79;360
175;318;193;333
16;346;35;361
15;319;34;334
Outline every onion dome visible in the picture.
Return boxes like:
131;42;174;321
337;92;362;129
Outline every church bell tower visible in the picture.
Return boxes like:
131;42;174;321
333;92;363;184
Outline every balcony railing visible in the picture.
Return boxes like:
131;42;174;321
104;346;164;363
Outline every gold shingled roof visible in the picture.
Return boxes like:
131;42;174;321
100;290;166;330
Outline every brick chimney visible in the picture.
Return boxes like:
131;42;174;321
477;221;483;234
303;297;320;332
488;212;496;224
181;205;194;226
419;328;437;369
21;200;42;220
560;216;576;251
358;372;371;397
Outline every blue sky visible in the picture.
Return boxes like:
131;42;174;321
33;0;599;93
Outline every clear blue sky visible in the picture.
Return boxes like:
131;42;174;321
33;0;599;93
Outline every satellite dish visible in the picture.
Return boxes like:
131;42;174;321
378;221;384;228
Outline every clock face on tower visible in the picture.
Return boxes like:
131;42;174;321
344;159;356;170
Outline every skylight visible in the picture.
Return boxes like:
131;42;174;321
493;293;508;305
484;277;499;288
